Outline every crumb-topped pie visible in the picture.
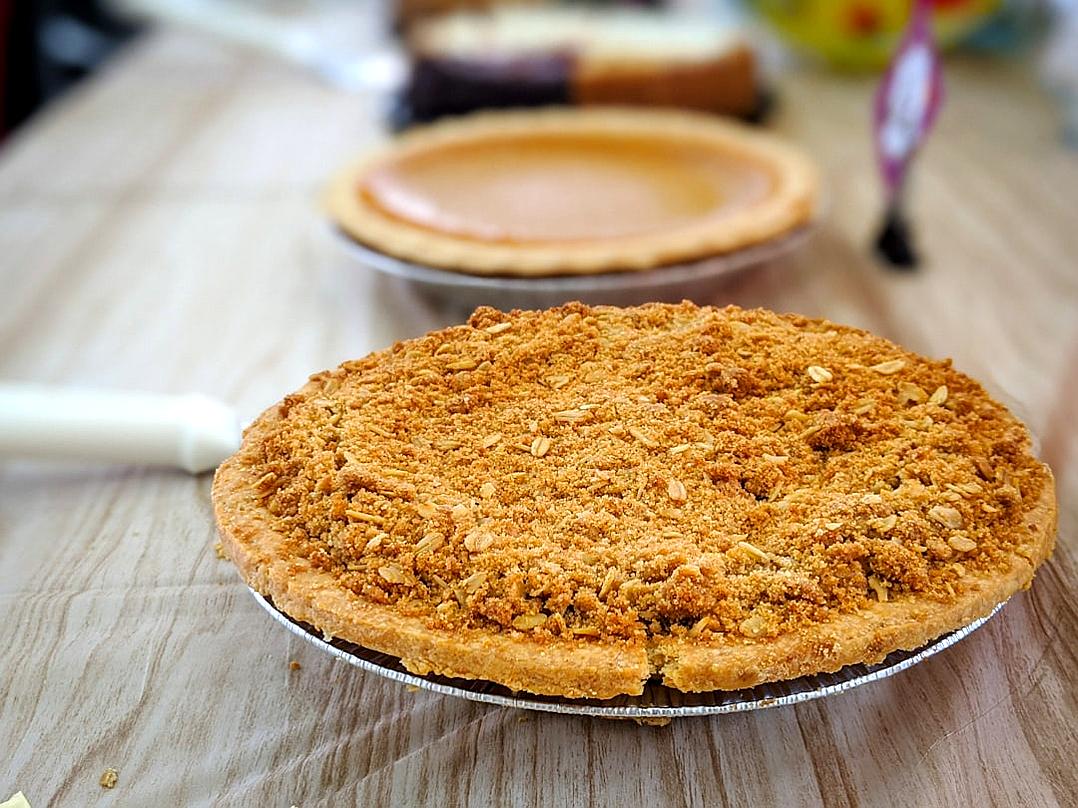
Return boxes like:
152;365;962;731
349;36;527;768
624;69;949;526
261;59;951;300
325;108;818;276
213;303;1055;699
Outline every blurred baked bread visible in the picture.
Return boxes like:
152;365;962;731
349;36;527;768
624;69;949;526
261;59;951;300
403;7;759;122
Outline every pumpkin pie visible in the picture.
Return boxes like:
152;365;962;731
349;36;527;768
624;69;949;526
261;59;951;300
213;303;1055;699
325;108;818;276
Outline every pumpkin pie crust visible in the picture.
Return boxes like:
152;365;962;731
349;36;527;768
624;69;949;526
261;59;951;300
325;109;818;276
213;303;1055;698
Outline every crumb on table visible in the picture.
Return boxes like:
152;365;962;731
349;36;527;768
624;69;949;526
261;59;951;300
633;717;672;727
289;660;302;670
99;768;118;789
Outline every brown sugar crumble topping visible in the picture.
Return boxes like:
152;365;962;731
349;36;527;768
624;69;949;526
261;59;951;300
242;303;1049;647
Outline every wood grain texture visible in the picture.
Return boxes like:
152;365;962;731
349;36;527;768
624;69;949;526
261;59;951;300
1;28;1076;808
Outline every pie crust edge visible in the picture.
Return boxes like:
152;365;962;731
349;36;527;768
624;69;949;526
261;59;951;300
213;385;1056;700
213;406;651;700
324;107;819;276
658;474;1055;691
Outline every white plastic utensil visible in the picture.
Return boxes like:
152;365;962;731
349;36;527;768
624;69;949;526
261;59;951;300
115;0;406;92
0;384;241;474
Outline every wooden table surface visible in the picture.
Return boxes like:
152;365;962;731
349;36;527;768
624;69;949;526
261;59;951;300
1;27;1075;808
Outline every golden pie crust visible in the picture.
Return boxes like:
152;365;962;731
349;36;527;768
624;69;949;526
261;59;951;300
213;303;1055;699
325;108;818;276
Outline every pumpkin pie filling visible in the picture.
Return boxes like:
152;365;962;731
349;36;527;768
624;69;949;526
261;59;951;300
360;134;775;244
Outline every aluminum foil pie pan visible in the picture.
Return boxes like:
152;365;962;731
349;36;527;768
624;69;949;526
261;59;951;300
251;588;1004;719
330;224;815;313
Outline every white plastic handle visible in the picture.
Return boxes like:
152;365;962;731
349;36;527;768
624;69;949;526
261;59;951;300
0;384;242;474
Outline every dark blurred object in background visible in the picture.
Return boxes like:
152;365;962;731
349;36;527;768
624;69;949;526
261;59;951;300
0;0;139;140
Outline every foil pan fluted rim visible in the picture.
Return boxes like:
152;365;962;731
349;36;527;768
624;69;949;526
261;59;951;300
250;588;1003;719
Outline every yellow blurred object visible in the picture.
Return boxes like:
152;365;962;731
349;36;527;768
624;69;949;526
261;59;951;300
751;0;998;69
0;793;31;808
